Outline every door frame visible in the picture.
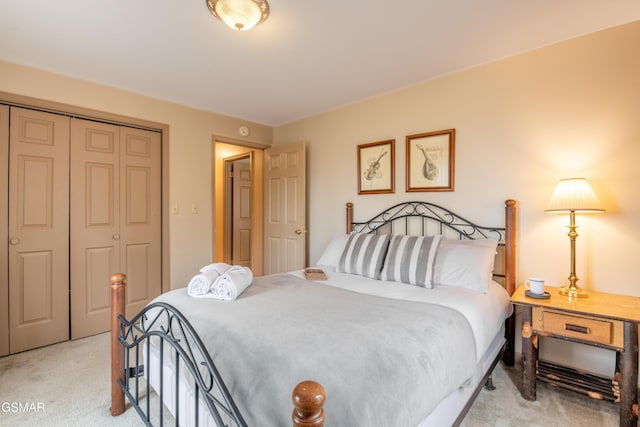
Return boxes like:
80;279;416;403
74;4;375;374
0;91;171;295
213;141;264;275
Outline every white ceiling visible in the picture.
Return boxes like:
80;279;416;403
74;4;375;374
2;1;640;126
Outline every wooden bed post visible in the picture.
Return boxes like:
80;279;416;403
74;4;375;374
503;199;517;367
346;202;354;233
292;380;325;427
504;199;516;296
110;273;126;416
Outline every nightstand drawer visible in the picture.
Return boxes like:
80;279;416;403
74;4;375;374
532;307;624;348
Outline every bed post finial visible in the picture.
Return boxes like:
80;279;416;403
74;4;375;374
110;273;126;416
346;202;354;234
292;380;326;427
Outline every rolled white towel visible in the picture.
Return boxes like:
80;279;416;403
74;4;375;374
211;267;253;301
199;262;232;275
187;269;222;298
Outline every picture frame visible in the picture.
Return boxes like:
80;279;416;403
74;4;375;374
357;139;395;194
406;129;455;192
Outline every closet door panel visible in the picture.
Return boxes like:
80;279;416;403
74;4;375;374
120;128;161;317
0;105;8;356
124;243;152;303
8;107;69;353
70;118;120;339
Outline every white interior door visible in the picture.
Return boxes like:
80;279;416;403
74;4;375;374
263;142;307;274
8;107;70;353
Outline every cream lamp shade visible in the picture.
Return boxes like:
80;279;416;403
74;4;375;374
206;0;269;31
545;178;604;298
545;178;604;213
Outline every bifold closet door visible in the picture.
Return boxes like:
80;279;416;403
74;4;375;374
8;107;70;353
70;119;120;339
70;119;161;339
118;126;162;318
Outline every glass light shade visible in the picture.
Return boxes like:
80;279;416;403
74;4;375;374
206;0;269;31
545;178;604;213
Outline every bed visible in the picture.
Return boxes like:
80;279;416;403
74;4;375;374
110;199;517;426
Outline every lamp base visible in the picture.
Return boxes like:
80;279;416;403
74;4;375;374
558;285;588;298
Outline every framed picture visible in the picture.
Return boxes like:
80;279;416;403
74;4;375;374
357;139;395;194
406;129;455;192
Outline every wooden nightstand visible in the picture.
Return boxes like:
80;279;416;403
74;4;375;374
511;285;640;427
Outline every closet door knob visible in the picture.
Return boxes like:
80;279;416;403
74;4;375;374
113;234;120;240
9;237;20;245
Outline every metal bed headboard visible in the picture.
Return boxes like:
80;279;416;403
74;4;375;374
345;200;515;285
348;201;505;239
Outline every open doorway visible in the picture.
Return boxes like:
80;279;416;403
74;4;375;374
213;142;264;275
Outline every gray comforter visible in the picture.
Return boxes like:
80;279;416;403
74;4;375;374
153;273;477;427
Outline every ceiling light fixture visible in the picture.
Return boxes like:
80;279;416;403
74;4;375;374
206;0;269;31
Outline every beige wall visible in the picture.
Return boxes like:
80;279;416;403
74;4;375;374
2;19;639;376
0;60;273;288
274;21;640;375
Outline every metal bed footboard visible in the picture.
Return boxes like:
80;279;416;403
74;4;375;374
110;273;247;427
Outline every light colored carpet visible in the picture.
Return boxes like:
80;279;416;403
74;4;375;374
461;358;619;427
0;333;622;426
0;333;146;427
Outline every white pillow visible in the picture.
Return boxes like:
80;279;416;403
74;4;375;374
316;234;349;267
380;234;441;288
432;238;499;293
336;233;390;279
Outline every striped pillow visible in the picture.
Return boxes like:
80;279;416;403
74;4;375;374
380;235;441;288
336;233;390;279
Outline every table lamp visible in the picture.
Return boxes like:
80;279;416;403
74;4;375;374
545;178;604;298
